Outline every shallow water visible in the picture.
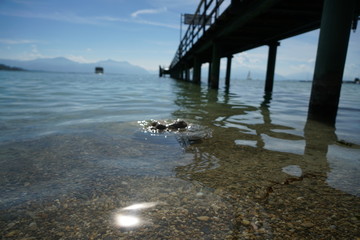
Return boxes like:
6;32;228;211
0;71;359;239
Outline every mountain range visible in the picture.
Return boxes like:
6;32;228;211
0;57;149;75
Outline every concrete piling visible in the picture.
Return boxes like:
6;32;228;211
193;56;202;83
225;55;233;87
265;42;280;93
308;0;356;125
210;42;221;89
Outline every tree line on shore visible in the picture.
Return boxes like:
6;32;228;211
0;64;27;71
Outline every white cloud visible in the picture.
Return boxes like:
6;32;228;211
95;16;128;22
0;38;38;45
290;64;310;72
0;10;101;25
28;45;44;58
0;8;177;29
16;44;46;60
234;51;267;69
66;55;93;63
307;58;315;63
131;7;167;18
96;15;178;29
132;18;178;29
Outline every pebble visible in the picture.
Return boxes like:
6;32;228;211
329;225;337;230
196;192;204;197
182;209;189;215
29;222;37;230
5;230;20;237
301;221;315;228
241;220;251;226
7;222;16;229
197;216;210;221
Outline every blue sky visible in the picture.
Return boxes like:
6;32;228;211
0;0;359;79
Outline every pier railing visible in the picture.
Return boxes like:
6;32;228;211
170;0;231;69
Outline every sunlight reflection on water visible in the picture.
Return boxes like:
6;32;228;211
261;134;305;155
113;202;160;228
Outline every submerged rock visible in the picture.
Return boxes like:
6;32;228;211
168;120;188;130
154;123;167;130
147;119;188;132
138;119;212;147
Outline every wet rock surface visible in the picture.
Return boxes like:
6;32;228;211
138;119;212;147
143;119;189;132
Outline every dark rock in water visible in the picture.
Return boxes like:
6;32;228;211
149;121;167;130
168;120;188;130
148;120;187;131
138;119;212;148
156;124;167;130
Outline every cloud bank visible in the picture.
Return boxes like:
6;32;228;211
131;7;167;18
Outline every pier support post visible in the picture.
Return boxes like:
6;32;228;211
265;42;280;93
174;68;180;79
308;0;356;125
225;55;233;87
210;42;221;89
208;62;212;84
179;66;184;80
184;64;190;81
193;56;202;83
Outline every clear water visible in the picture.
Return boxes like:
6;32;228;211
1;71;359;239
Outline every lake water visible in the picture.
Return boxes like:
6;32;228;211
0;71;359;239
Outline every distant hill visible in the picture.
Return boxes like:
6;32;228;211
0;57;149;75
0;63;27;71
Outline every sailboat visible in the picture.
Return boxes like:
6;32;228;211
246;71;252;80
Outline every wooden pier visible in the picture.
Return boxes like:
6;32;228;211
161;0;359;125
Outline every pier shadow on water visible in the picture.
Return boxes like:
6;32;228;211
170;80;360;239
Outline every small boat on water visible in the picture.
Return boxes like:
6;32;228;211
246;71;252;81
95;67;104;74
